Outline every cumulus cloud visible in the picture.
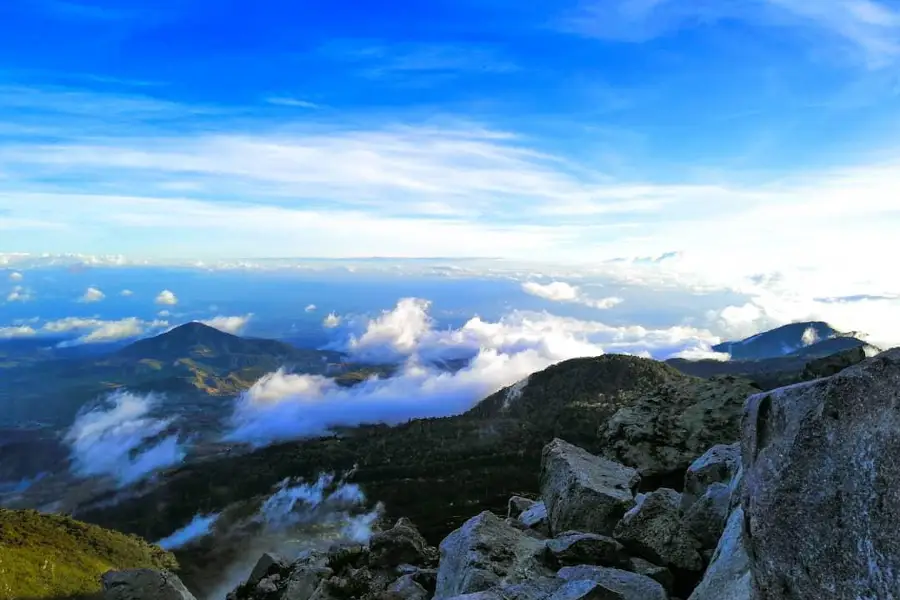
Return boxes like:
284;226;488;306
522;280;623;310
323;312;341;328
65;391;186;486
120;289;134;296
45;316;169;345
78;286;105;303
8;271;23;282
305;304;317;312
155;289;178;305
0;325;37;339
200;314;253;335
6;285;31;302
226;297;723;446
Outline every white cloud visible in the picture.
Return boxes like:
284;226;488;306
200;314;253;335
155;289;178;305
120;289;134;296
44;316;169;345
65;391;186;486
266;97;321;109
323;312;342;328
78;286;105;303
305;304;317;312
522;280;623;310
158;310;171;317
8;271;23;282
6;285;31;302
226;297;724;446
156;513;220;551
0;325;37;339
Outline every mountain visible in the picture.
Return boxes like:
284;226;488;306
711;321;868;360
0;508;176;599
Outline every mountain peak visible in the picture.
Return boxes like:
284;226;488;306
712;321;865;361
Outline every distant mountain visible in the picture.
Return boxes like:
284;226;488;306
712;321;871;360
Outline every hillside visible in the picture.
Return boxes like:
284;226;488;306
0;509;176;600
75;354;760;596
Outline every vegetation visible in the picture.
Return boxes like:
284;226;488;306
0;509;176;600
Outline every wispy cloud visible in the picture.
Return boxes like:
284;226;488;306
522;280;624;310
265;97;321;109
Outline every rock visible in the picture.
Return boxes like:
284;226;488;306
386;574;430;600
518;501;549;536
557;566;668;600
249;552;290;586
548;580;625;600
626;558;674;593
742;349;900;599
613;488;703;573
498;576;565;599
601;376;758;479
369;518;436;568
687;507;749;600
102;569;197;600
435;511;552;598
508;496;537;519
680;443;741;512
546;531;628;568
799;345;869;381
281;564;333;600
682;482;731;551
540;439;640;536
442;593;502;600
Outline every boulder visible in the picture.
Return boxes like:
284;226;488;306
248;552;290;586
435;511;552;598
680;443;741;512
102;569;197;600
546;531;628;568
625;558;673;593
687;507;750;600
386;573;430;600
540;439;640;536
508;496;537;520
742;349;900;599
369;518;436;568
601;377;758;479
557;565;668;600
497;576;565;600
517;501;549;536
682;482;731;551
613;488;703;573
548;579;627;600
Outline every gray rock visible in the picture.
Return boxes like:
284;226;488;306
518;501;549;536
102;569;197;600
681;443;741;512
557;565;668;600
248;552;289;586
369;517;436;568
626;558;673;593
508;496;537;520
742;349;900;599
499;576;565;599
687;507;750;600
540;439;640;536
387;573;430;600
281;565;333;600
435;511;552;598
442;593;502;600
682;482;731;551
613;488;703;572
546;531;628;568
548;579;625;600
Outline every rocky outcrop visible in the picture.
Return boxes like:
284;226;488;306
102;569;197;600
601;377;758;479
613;489;703;573
540;439;640;537
742;348;900;599
435;511;552;598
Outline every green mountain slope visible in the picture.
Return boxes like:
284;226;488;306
0;509;176;600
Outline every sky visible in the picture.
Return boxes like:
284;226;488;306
0;0;898;276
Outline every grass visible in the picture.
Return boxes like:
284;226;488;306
0;509;177;600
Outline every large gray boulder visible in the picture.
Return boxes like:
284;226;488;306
681;443;741;512
369;517;436;568
102;569;197;600
682;482;731;551
742;348;900;599
613;488;703;573
557;565;668;600
435;511;552;598
540;439;640;537
688;507;750;600
546;532;628;568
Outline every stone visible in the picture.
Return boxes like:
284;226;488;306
557;565;668;600
682;482;731;551
369;517;436;568
548;579;625;600
540;439;640;536
281;565;333;600
687;507;750;600
102;569;197;600
386;573;430;600
680;443;741;512
518;501;549;536
248;552;290;586
442;593;502;600
435;511;552;599
508;496;537;520
742;349;900;599
613;488;703;573
546;531;628;568
626;558;673;593
498;576;565;600
601;376;758;479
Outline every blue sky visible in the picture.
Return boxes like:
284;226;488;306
0;0;899;271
